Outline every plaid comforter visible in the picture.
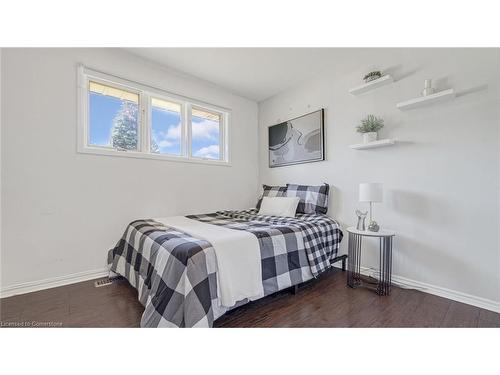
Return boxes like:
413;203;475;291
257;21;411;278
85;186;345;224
107;209;343;327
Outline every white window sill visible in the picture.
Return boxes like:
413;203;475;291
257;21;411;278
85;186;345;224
77;146;232;167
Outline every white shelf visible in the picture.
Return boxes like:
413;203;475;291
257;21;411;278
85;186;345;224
349;75;394;96
397;89;455;110
350;139;395;150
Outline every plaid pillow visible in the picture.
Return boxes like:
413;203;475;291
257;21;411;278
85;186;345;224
285;183;330;214
256;184;287;210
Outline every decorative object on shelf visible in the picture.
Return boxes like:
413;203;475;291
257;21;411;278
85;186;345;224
359;182;383;232
421;79;434;96
268;109;325;168
363;71;382;83
363;132;377;143
356;114;384;144
355;209;368;231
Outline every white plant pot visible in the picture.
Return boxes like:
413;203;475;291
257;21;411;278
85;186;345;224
363;132;378;143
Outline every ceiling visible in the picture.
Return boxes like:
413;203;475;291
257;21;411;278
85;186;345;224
125;48;371;102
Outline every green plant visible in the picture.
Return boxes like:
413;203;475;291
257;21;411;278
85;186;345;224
356;114;384;133
363;71;382;81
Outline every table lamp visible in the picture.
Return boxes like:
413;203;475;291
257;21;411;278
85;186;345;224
359;183;383;232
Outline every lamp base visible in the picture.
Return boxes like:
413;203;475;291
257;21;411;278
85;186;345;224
368;220;380;232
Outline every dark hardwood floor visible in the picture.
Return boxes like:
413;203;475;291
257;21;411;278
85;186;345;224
1;269;498;328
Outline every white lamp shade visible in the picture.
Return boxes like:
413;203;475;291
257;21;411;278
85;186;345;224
359;183;383;202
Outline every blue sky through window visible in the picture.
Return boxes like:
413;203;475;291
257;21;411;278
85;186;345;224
89;89;221;160
191;115;220;159
151;108;181;155
89;93;123;146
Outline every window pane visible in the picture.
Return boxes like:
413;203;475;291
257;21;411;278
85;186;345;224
88;81;139;150
191;107;221;160
150;98;182;155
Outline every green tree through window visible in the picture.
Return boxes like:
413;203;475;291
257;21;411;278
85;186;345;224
110;101;159;152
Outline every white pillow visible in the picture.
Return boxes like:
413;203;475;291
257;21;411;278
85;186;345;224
258;197;300;217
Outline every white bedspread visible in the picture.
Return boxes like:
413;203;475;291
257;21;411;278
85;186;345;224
155;216;264;307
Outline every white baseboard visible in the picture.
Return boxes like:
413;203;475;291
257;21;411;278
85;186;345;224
334;264;500;313
0;268;109;299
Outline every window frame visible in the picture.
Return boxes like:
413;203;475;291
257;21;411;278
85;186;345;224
77;65;231;166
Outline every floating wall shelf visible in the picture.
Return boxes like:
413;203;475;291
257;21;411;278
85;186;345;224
349;75;394;96
396;89;455;110
350;139;395;150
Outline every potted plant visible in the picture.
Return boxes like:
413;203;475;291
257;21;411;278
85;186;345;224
356;114;384;143
363;71;382;83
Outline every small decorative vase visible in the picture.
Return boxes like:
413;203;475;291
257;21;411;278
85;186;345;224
355;209;367;231
368;220;380;232
363;132;377;144
421;79;434;96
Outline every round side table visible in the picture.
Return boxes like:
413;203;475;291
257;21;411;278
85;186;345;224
346;227;395;296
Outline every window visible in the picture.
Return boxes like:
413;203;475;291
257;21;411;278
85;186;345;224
88;81;140;151
191;107;222;160
150;98;182;156
78;66;230;165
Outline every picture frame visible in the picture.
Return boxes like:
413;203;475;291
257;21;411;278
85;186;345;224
268;108;325;168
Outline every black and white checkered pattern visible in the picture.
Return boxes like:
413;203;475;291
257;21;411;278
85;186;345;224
108;220;218;328
108;210;342;327
207;209;342;276
286;183;330;214
256;184;287;209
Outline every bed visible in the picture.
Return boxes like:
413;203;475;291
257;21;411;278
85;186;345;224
107;207;343;327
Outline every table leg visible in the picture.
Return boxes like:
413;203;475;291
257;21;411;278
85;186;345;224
347;232;362;288
377;236;393;295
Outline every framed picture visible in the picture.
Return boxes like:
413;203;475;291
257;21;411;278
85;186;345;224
268;109;325;168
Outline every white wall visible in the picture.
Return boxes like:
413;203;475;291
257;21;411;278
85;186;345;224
0;48;2;289
258;48;500;305
1;48;259;291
